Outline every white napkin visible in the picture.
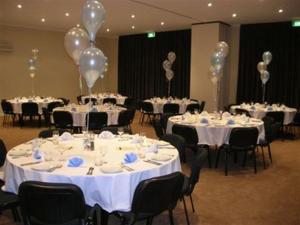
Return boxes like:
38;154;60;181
144;144;158;153
222;112;231;118
200;111;209;117
59;132;74;141
98;131;115;139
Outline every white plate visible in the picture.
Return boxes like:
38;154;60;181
151;154;172;161
31;163;53;171
100;165;123;174
9;149;27;156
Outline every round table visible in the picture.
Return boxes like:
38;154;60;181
8;97;63;115
53;104;127;127
166;113;265;146
81;94;127;105
3;134;181;212
230;104;297;125
144;98;197;114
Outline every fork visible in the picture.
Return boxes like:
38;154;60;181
86;167;94;175
47;164;63;172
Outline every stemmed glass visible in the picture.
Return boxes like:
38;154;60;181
118;127;124;137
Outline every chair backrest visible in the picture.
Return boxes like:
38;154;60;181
103;98;116;105
229;127;258;150
128;109;136;123
224;103;236;112
163;103;179;114
19;181;86;225
77;95;83;104
117;110;132;126
186;103;200;113
186;148;208;195
100;126;118;134
266;111;284;125
141;102;153;113
131;172;184;216
153;119;164;139
293;111;300;124
58;98;70;105
0;139;7;167
234;108;251;117
160;134;186;162
22;103;39;115
124;97;135;109
160;113;173;133
172;124;199;146
1;100;13;114
47;101;63;112
84;98;97;105
38;129;72;138
199;101;206;112
87;112;108;130
53;111;73;128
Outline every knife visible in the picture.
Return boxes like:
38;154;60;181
143;160;162;166
20;161;42;166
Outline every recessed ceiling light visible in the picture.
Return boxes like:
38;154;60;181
232;13;237;18
17;4;22;9
131;14;135;19
131;25;135;29
208;3;212;7
278;9;283;13
65;12;70;17
41;18;45;22
106;28;110;32
76;24;80;27
160;22;165;26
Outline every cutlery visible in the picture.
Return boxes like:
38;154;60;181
12;154;31;159
143;160;162;166
47;164;63;172
121;163;134;172
86;167;94;175
21;161;42;166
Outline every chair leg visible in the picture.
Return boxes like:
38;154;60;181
267;144;273;163
260;146;266;169
11;207;20;222
168;209;174;225
182;197;190;225
215;148;221;168
253;149;257;174
207;147;211;168
189;194;195;212
242;151;247;167
225;150;228;176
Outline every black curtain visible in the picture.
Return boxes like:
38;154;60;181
237;22;300;108
118;29;191;101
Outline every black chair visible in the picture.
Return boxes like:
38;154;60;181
117;110;132;133
289;111;300;136
87;112;108;131
152;118;164;139
163;103;179;114
0;139;20;222
112;172;184;225
1;100;16;126
20;102;42;127
38;129;72;138
53;111;73;130
160;113;173;134
258;116;280;168
161;134;186;162
140;102;157;125
181;148;207;225
47;101;64;112
224;103;237;112
266;111;284;137
103;98;116;105
172;124;211;167
190;99;199;103
124;97;135;109
77;95;84;105
84;98;98;105
58;97;70;105
100;126;118;135
234;108;251;117
186;103;200;114
199;101;206;112
215;127;259;176
18;181;100;225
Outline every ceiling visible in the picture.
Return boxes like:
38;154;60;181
0;0;299;37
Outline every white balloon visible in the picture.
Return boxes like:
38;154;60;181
30;72;35;78
216;42;229;57
28;59;36;71
79;46;107;89
82;0;106;42
64;27;89;65
167;52;176;64
163;60;172;71
211;51;225;70
257;61;267;74
165;69;174;81
262;51;272;65
260;70;270;84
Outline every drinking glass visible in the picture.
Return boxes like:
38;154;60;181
118;127;124;136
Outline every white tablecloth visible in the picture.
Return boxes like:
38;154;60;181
8;97;63;115
81;94;127;105
53;104;126;127
3;135;181;212
166;114;265;146
230;104;297;125
144;98;197;114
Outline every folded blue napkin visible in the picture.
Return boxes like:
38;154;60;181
200;118;209;124
68;157;83;167
227;119;235;125
124;153;137;164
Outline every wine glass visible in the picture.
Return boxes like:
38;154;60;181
118;127;124;137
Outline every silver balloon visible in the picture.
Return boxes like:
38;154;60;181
260;70;270;84
167;52;176;64
262;51;272;65
28;59;36;71
211;51;225;71
165;69;174;81
79;46;107;89
163;60;172;71
208;66;220;84
215;41;229;57
257;61;267;74
82;0;106;42
32;49;39;60
64;27;89;65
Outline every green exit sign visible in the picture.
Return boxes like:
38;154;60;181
292;20;300;27
147;32;156;38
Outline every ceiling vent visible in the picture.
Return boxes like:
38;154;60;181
0;40;14;52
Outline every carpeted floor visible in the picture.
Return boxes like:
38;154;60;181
1;112;300;225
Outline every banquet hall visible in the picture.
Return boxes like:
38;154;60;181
0;1;300;225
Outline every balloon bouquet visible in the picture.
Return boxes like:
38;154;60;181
162;52;176;96
64;0;107;132
64;0;107;96
257;51;272;102
27;48;39;96
208;42;229;111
